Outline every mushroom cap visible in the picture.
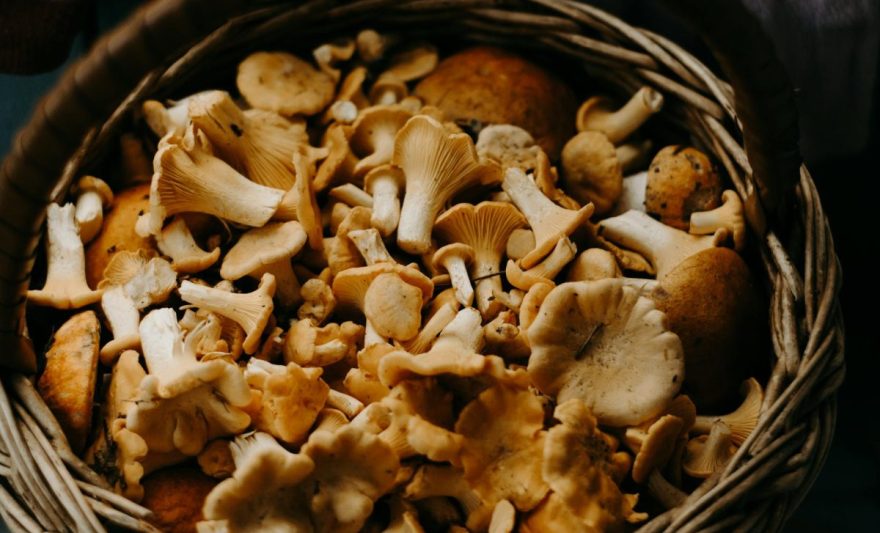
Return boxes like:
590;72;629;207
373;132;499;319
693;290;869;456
560;131;623;216
384;43;439;82
527;279;685;426
682;421;736;478
349;105;413;158
141;466;218;533
475;124;541;171
220;221;307;280
236;51;335;116
431;243;476;271
645;146;722;230
414;46;576;158
566;248;622;282
651;247;765;411
629;414;684;484
75;175;114;204
332;263;434;314
364;272;425;341
434;201;526;271
85;183;155;287
363;163;405;193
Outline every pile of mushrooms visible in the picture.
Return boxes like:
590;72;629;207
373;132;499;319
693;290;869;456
28;33;768;533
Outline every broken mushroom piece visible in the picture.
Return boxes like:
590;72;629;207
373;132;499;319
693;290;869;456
505;237;576;291
434;202;527;319
284;319;363;368
314;123;359;192
598;209;727;281
576;86;664;144
527;279;685;427
244;359;329;445
683;420;737;478
329;183;373;208
560;131;623;216
690;189;747;252
364;164;405;236
692;378;763;445
292;144;325;251
28;203;103;309
393;115;501;254
220;221;308;309
73;176;113;243
483;311;530;360
149;131;284;234
236;51;335;117
502;167;593;269
432;243;476;307
645;145;723;230
155;216;221;274
200;431;316;532
298;278;337;325
128;308;252;457
179;273;276;354
188;90;309;190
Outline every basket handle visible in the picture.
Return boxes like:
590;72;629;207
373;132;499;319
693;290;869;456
663;0;802;232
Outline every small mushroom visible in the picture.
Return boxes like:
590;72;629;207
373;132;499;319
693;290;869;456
312;38;355;82
298;278;337;324
356;29;397;63
560;131;623;216
624;415;684;484
221;221;308;309
236;51;335;116
435;202;527;319
292;145;325;251
343;368;389;405
483;311;530;360
326;206;372;276
99;287;141;364
432;243;476;306
244;359;329;445
393;115;501;254
364;164;406;236
73;176;113;243
198;439;235;480
576;86;664;144
598;209;727;281
690;189;747;251
153;216;220;274
372;44;438;104
350;105;414;178
141;91;213;137
645;146;723;230
284;319;363;368
692;378;763;445
501;167;593;269
682;420;737;478
314;123;359;192
28;203;103;309
527;279;684;426
179;273;276;354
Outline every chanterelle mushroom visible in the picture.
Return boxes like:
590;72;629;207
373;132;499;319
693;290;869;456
350;105;414;178
527;279;684;426
199;431;316;532
502;167;593;269
363;164;406;237
434;202;527;319
28;203;103;309
155;216;221;274
220;221;308;309
236;51;335;117
393;115;501;254
455;383;549;512
690;189;747;252
244;359;329;445
560;131;623;216
73;175;113;243
188;90;309;190
128;309;251;457
576;86;664;144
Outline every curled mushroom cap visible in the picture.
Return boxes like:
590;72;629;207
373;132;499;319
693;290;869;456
542;399;645;529
645;145;723;230
693;377;763;445
502;167;593;269
560;131;623;216
527;279;684;426
28;203;103;309
200;432;316;532
455;383;549;512
188;90;309;190
244;359;329;445
434;202;527;319
155;216;221;274
236;51;335;116
313;38;355;82
576;86;664;144
393;115;501;254
505;236;577;291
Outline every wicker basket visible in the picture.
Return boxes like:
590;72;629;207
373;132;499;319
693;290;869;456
0;0;844;531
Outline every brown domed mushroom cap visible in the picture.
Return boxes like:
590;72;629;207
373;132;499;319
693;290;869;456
142;466;218;533
85;183;155;287
651;247;766;411
414;46;577;159
645;146;723;230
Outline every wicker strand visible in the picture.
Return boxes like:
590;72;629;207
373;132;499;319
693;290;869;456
0;483;41;533
75;481;155;521
86;497;162;533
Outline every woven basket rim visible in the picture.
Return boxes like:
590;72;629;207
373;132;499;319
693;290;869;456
0;1;844;532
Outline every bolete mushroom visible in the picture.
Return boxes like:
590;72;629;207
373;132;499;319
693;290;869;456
645;145;723;230
576;86;664;144
560;131;623;216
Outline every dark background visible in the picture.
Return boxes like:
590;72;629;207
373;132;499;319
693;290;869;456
1;1;878;531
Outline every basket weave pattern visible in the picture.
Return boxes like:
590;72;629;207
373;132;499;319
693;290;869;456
0;1;844;532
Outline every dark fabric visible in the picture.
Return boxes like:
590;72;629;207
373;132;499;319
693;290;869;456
0;0;89;74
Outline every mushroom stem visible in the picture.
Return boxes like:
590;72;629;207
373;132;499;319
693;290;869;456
402;303;457;354
179;273;276;354
506;237;576;291
689;190;746;252
474;264;504;320
100;287;141;365
329;184;373;208
397;187;439;254
348;228;395;265
646;470;686;509
692;377;762;445
444;258;474;307
326;389;365;418
368;172;402;237
75;190;105;243
578;87;664;144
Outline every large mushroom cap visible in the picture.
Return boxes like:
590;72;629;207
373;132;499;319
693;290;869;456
237;51;335;116
645;146;722;230
527;279;684;426
414;46;576;159
220;221;307;280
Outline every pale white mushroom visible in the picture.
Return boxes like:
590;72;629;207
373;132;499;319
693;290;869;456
598;209;728;280
689;190;746;252
99;286;141;365
576;86;664;144
149;130;284;234
179;273;276;354
364;164;405;236
28;203;103;309
393;115;501;254
155;216;220;274
501;167;593;269
73;176;113;243
220;221;308;309
141;91;214;137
